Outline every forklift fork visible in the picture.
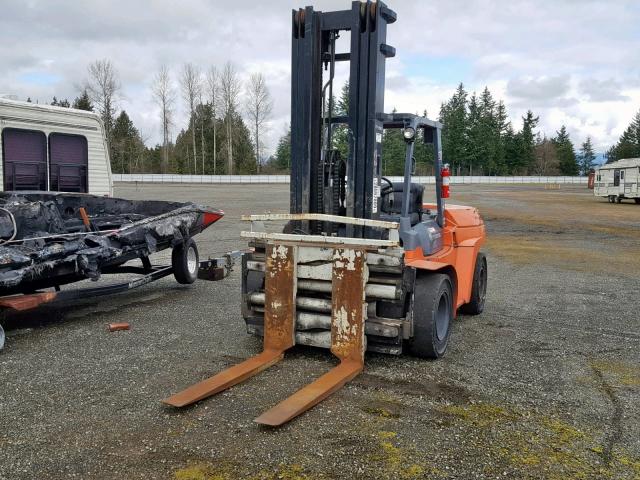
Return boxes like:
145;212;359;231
162;243;367;426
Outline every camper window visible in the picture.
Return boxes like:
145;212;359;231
49;133;89;193
1;128;47;191
620;170;625;180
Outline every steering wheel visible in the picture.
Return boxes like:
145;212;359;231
380;176;394;195
380;177;394;212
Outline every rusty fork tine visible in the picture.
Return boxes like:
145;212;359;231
255;359;362;426
162;244;297;409
162;349;284;407
255;248;368;426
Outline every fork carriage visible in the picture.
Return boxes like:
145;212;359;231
241;213;408;356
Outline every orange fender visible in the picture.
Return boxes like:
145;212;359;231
405;204;485;313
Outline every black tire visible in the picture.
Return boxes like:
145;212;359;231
460;252;487;315
172;238;199;284
408;273;453;359
635;198;640;205
616;196;623;204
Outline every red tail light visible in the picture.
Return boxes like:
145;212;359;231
203;211;224;226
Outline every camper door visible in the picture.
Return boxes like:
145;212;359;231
613;169;625;195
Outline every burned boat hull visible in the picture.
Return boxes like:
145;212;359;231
0;192;223;295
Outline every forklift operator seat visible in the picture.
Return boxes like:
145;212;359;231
380;182;424;225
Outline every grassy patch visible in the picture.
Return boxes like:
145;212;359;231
436;400;640;479
362;406;400;418
590;360;640;387
174;463;230;480
373;431;437;479
174;462;317;480
485;233;640;275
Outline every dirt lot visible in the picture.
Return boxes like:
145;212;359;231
1;183;639;480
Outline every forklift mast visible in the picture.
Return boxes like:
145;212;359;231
290;1;445;239
290;1;395;237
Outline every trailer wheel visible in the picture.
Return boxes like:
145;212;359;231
635;198;640;205
460;252;487;315
172;238;199;284
408;273;453;359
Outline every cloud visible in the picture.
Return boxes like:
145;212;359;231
0;0;637;156
507;76;571;102
579;79;631;102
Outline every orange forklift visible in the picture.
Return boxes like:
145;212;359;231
164;1;486;426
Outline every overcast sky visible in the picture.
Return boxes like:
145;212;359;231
1;0;638;157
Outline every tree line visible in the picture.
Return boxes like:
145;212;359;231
35;59;273;175
267;83;439;176
33;64;639;175
271;82;638;176
606;110;640;163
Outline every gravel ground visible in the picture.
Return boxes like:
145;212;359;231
0;183;638;480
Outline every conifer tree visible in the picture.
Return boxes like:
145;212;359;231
606;110;640;162
332;83;350;160
72;90;94;111
578;137;596;175
439;83;467;172
553;125;578;175
520;110;539;173
111;111;145;174
272;126;291;172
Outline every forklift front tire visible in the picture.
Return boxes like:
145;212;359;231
172;238;199;284
460;252;487;315
408;273;453;359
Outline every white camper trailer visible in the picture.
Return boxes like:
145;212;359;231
594;158;640;204
0;98;112;195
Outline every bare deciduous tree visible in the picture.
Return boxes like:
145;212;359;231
220;62;241;175
181;63;202;174
245;72;273;173
533;135;560;175
151;65;175;174
199;90;206;175
206;66;219;174
85;59;120;147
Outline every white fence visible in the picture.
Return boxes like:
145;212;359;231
112;174;290;184
113;174;588;185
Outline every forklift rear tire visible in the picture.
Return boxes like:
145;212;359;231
460;252;487;315
172;238;199;284
408;273;453;359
